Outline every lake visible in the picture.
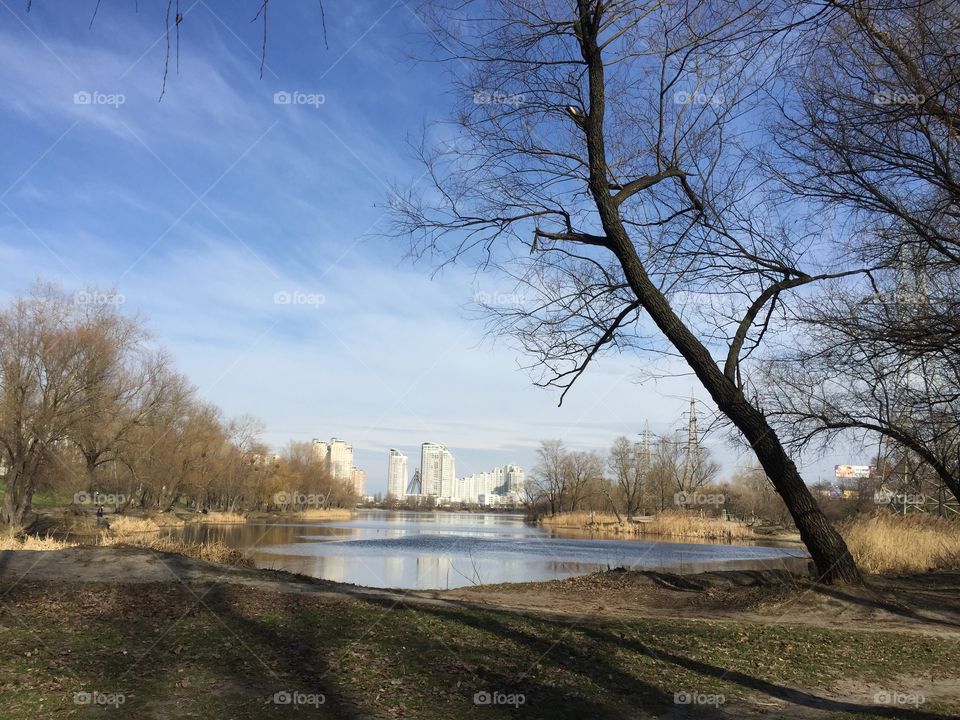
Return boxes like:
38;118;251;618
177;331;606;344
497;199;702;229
172;510;808;589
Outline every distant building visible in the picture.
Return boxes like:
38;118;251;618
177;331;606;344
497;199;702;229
311;439;329;465
351;467;366;496
251;452;282;468
313;436;363;490
387;449;408;498
420;442;456;498
328;438;354;482
453;464;525;505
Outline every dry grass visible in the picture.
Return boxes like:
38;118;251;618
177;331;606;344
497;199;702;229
0;525;249;567
107;516;162;535
839;512;960;574
143;537;253;567
541;511;755;540
294;508;356;521
196;511;246;524
541;511;624;528
640;512;755;540
0;530;74;551
104;514;188;536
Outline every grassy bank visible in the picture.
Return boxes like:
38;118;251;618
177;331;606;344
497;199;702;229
541;511;755;541
840;512;960;574
1;575;959;719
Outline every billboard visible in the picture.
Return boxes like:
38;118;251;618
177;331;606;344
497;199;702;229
835;464;871;479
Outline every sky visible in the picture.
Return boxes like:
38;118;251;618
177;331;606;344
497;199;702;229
0;1;859;494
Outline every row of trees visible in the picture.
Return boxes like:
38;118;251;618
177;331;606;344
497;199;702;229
527;436;720;518
391;0;960;583
528;437;943;529
0;286;355;527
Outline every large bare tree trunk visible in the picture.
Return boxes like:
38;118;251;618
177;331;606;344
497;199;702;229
619;253;861;583
1;456;37;528
574;2;861;584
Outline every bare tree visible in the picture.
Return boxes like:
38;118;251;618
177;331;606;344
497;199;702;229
120;375;221;513
563;449;605;511
393;0;862;582
0;286;136;526
760;0;960;506
530;440;568;515
201;415;267;513
774;0;960;273
762;266;960;505
653;431;720;498
726;463;790;526
272;440;355;510
68;322;175;498
608;436;646;516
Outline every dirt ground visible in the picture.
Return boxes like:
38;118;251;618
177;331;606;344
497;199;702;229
5;545;958;639
448;564;960;640
2;545;959;718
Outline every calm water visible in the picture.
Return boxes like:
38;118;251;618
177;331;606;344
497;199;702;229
172;510;807;589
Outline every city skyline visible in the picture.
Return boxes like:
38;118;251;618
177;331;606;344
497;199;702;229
380;441;527;505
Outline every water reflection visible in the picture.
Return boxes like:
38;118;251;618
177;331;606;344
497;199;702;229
170;510;807;590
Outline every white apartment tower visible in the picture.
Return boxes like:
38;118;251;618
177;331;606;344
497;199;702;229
311;439;329;465
504;464;525;494
387;449;408;498
327;438;354;481
451;464;526;504
420;442;456;498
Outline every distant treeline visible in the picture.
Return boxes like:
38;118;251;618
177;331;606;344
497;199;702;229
0;285;355;527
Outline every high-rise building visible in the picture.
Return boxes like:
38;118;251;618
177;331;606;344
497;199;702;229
420;442;456;498
328;438;354;482
451;464;525;505
504;464;525;494
313;437;363;489
387;449;408;498
311;438;329;465
351;467;366;496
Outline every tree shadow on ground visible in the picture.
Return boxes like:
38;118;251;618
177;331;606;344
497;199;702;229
577;623;959;720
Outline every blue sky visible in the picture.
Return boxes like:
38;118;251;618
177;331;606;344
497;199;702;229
0;1;856;493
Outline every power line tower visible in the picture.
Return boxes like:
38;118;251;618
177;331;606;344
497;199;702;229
680;395;702;491
636;419;653;472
